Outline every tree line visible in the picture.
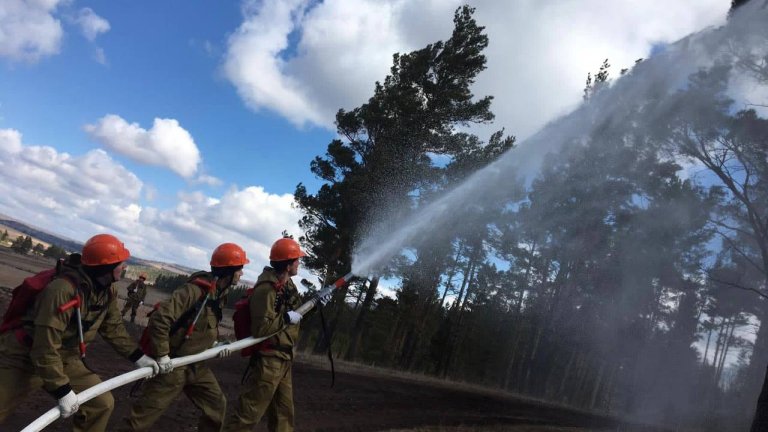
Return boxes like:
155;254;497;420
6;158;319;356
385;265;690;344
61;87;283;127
3;232;69;260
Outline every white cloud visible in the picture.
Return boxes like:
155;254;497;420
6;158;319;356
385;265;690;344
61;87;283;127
0;128;23;154
0;128;305;282
145;186;302;278
0;0;65;62
194;174;224;187
84;114;202;178
224;0;729;137
0;129;142;240
93;47;107;65
224;0;325;127
74;7;110;41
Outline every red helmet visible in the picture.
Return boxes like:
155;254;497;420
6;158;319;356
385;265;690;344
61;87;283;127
81;234;130;266
210;243;250;267
269;238;306;261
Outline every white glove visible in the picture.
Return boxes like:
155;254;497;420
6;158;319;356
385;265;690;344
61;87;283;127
58;390;79;418
213;341;231;358
316;291;333;307
285;311;302;325
134;354;160;377
139;301;144;306
157;355;174;374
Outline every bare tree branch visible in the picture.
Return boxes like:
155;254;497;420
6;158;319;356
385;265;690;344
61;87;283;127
702;266;768;300
714;229;766;275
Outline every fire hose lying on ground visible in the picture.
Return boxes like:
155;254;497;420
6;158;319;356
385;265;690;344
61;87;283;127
21;273;354;432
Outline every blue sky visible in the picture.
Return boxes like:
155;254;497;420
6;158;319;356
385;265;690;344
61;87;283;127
0;1;331;200
0;0;733;280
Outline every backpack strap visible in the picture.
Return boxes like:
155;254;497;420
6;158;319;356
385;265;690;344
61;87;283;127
168;277;218;336
268;280;291;313
191;278;216;296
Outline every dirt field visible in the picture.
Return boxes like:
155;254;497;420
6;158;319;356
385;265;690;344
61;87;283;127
0;248;666;432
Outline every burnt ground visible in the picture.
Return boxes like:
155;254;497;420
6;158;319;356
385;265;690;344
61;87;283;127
0;248;667;432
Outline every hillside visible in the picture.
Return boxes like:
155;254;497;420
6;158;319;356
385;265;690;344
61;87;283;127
0;218;82;252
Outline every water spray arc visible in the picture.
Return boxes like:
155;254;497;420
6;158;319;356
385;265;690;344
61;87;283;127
351;2;768;277
21;273;355;432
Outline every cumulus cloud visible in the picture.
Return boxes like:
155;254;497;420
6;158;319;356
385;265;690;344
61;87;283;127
0;128;304;282
0;129;23;154
146;186;302;274
74;7;110;41
224;0;324;127
84;114;202;178
224;0;729;137
0;128;142;240
0;0;65;62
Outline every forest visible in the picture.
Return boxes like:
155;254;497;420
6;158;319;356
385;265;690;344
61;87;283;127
292;3;768;430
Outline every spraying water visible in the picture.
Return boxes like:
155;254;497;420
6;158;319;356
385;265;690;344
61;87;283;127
351;2;768;277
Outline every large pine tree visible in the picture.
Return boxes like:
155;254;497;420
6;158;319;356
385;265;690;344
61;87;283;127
295;6;513;356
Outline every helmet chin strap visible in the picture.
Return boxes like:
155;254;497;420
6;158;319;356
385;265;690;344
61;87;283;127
88;273;113;293
214;274;234;298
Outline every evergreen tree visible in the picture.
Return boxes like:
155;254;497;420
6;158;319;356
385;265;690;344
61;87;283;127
32;243;45;255
10;235;32;254
296;5;512;357
154;273;189;294
43;244;68;260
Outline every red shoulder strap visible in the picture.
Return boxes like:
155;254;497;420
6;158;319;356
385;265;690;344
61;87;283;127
191;278;215;296
273;280;285;292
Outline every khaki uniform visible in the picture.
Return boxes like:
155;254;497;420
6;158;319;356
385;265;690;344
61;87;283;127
121;280;147;322
224;267;301;432
0;257;142;432
120;271;227;432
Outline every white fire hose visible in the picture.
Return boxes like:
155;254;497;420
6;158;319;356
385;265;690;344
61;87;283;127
21;334;273;432
21;272;353;432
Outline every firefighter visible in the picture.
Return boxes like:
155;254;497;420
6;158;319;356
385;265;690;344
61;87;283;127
121;272;148;323
0;234;159;432
119;242;250;432
224;237;329;432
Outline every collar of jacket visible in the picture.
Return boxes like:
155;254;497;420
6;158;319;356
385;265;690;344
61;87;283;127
188;270;229;297
59;253;95;294
258;267;291;292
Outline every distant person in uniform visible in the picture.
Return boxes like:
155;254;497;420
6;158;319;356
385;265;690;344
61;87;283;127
119;242;250;432
121;272;148;323
224;237;330;432
0;234;159;432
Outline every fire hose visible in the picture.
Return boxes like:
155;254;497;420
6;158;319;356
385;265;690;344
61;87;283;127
21;272;354;432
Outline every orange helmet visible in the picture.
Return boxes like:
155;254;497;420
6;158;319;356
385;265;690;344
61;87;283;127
210;243;250;267
139;272;148;280
81;234;130;266
269;238;306;261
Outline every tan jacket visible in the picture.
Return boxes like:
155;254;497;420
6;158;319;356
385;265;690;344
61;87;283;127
20;257;140;395
147;272;221;358
125;280;147;305
249;267;302;360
